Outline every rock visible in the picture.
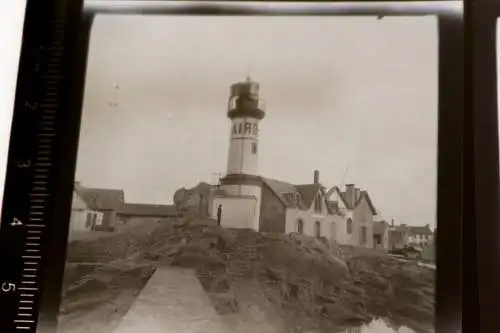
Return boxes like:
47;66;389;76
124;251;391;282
173;182;213;217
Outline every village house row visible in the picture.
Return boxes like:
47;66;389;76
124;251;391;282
69;178;434;252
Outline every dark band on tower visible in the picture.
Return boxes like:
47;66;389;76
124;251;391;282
227;77;266;120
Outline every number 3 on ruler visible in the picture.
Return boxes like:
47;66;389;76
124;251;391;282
1;282;16;293
10;217;23;227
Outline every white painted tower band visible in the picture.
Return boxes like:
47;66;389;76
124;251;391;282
226;77;265;176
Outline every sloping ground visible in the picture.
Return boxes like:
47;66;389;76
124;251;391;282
220;279;289;333
59;217;434;333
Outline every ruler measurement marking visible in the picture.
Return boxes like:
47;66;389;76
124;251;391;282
23;261;39;265
17;287;38;291
25;239;40;243
21;280;36;284
22;275;36;279
38;138;52;143
18;307;33;311
19;300;34;304
31;186;48;191
26;235;41;239
33;174;48;178
22;268;38;272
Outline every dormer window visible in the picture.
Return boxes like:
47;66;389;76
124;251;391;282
284;192;301;205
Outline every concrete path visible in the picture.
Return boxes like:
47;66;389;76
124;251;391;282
113;267;229;333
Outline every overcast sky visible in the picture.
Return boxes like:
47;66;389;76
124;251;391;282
74;14;438;227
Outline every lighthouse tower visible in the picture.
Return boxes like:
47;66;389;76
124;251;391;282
211;77;265;231
226;77;265;176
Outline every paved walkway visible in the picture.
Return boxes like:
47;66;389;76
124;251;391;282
113;267;229;333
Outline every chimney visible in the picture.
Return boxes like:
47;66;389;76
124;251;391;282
345;184;355;207
391;219;395;228
354;188;361;203
313;170;320;184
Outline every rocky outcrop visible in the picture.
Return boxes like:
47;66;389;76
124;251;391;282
173;182;213;217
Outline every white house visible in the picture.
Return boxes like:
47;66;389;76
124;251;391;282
407;224;434;246
69;186;103;233
325;184;378;248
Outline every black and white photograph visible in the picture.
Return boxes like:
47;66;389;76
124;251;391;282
58;14;437;333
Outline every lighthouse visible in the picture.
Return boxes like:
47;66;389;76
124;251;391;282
226;76;265;176
210;77;266;231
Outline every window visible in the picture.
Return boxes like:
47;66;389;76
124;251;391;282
347;218;353;234
297;219;304;233
314;193;322;213
251;142;257;154
361;226;367;245
315;221;321;238
330;222;337;240
85;213;92;228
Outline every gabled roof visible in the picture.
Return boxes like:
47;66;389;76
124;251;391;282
295;184;322;208
326;186;377;215
261;177;308;210
75;184;124;211
326;186;350;209
261;177;333;213
117;203;179;217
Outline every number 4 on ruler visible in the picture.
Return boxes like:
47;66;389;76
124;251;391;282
10;218;23;227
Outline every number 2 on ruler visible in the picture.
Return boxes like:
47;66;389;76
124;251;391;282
10;218;23;227
25;102;38;110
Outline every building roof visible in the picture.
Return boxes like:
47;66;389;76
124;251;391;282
393;225;410;232
75;184;124;211
261;177;308;210
326;186;377;215
408;225;433;236
260;177;332;213
117;203;180;217
295;184;322;208
373;221;389;235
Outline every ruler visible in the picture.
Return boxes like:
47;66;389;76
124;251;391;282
0;0;84;332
